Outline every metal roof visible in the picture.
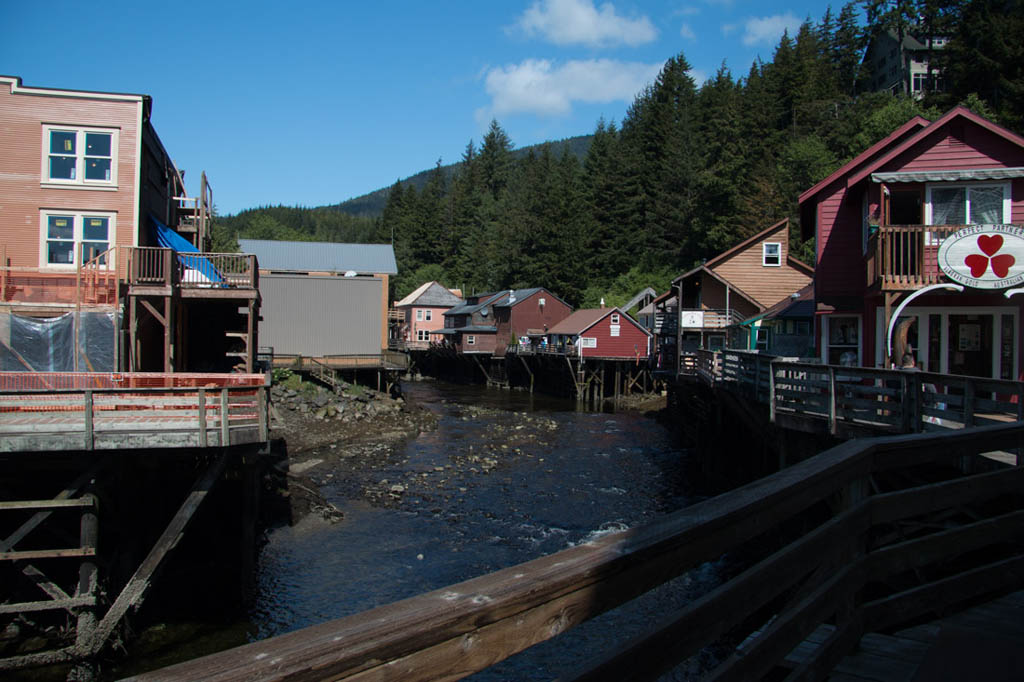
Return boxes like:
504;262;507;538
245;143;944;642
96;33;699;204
238;239;398;275
395;282;463;308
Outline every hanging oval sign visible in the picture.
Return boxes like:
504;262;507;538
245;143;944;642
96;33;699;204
936;224;1024;289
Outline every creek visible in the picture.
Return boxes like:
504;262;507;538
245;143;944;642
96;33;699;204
113;380;724;680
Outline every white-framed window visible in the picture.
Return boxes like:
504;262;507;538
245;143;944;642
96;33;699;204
42;125;118;187
466;335;476;346
40;211;115;268
424;310;432;321
755;327;770;351
763;242;782;266
416;329;429;342
416;309;423;321
539;297;546;307
610;313;620;325
927;182;1010;226
926;182;1010;245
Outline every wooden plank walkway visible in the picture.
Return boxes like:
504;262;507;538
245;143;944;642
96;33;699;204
777;590;1024;681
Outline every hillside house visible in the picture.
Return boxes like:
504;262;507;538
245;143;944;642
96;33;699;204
441;288;571;356
672;219;814;360
863;29;947;99
493;288;573;356
395;281;463;349
238;239;396;359
547;307;651;361
0;75;259;373
799;105;1024;379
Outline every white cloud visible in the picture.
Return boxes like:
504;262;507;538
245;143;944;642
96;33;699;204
741;13;801;46
680;23;695;40
481;58;665;117
515;0;658;47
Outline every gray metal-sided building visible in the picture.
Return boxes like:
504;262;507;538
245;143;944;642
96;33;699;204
238;239;397;358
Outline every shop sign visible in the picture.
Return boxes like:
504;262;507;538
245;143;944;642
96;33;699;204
937;224;1024;289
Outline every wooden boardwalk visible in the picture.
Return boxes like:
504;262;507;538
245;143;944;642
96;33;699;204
776;590;1024;681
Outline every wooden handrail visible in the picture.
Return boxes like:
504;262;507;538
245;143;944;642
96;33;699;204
130;422;1024;681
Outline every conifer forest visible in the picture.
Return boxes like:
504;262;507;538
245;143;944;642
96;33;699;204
215;0;1024;308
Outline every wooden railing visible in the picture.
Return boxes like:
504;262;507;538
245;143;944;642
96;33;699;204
679;307;744;329
0;377;270;452
683;349;1024;437
132;422;1024;681
126;248;257;290
273;353;409;371
868;224;974;290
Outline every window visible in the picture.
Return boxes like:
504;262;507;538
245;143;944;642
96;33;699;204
416;310;423;321
40;211;114;267
466;335;476;346
539;298;546;307
826;316;860;366
763;242;781;266
927;182;1010;244
424;310;432;321
610;313;620;325
416;329;429;342
755;328;770;351
42;126;117;186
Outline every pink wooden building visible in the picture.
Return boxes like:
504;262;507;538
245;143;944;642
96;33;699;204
799;105;1024;379
394;281;463;349
547;308;651;360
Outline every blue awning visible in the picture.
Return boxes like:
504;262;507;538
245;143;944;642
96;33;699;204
149;215;224;284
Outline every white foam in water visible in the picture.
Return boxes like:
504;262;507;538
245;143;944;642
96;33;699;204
568;521;630;547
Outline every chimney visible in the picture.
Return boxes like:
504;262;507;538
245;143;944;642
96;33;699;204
600;297;605;309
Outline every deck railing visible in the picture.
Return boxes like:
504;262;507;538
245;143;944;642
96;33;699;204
865;224;1010;290
133;422;1024;681
683;348;1024;436
126;248;258;290
0;373;270;452
679;307;744;329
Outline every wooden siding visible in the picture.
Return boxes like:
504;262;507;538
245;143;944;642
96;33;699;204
697;274;761;318
710;224;812;309
457;332;496;354
494;290;572;357
582;314;650;359
815;185;866;299
0;81;142;268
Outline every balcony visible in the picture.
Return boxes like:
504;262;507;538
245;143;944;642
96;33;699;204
865;224;1020;291
126;247;258;296
678;308;745;330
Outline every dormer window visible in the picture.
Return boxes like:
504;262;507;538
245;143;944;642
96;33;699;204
763;242;781;266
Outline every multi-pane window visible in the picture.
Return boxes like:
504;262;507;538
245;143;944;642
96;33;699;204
43;126;117;185
42;212;113;267
416;329;429;342
929;184;1007;225
763;242;781;266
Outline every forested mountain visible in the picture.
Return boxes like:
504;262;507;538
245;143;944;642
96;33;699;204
215;0;1024;309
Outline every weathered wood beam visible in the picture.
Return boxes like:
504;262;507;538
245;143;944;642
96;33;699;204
87;453;230;655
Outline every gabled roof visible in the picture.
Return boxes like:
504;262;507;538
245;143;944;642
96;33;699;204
799;106;1024;240
672;219;813;282
238;239;398;275
492;287;572;310
798;116;930;206
673;264;764;311
547;308;651;337
395;281;463;308
444;290;505;317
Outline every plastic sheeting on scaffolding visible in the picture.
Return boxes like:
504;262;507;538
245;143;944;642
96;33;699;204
0;310;118;372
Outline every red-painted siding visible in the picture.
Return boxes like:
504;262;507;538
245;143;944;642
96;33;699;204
582;313;650;360
494;289;573;356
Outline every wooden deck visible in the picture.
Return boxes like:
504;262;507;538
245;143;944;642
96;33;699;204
0;373;270;452
774;590;1024;681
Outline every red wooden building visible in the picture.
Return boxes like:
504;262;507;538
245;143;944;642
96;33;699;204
547;307;651;360
441;288;571;356
799;105;1024;379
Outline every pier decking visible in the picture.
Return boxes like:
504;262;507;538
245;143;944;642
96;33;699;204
0;372;270;452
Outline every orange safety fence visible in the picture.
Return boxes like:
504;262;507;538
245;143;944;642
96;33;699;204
0;372;267;391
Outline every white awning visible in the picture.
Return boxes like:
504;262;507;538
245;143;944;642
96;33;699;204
871;167;1024;183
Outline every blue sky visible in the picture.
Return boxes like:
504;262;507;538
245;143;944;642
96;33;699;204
4;0;841;215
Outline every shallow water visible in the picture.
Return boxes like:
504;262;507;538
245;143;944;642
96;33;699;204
247;381;720;679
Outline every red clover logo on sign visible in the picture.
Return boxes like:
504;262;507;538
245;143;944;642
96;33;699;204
937;225;1024;289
